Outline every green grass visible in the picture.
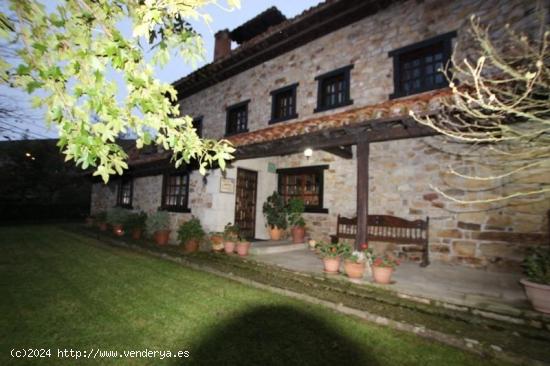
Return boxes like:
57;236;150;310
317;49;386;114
0;226;506;365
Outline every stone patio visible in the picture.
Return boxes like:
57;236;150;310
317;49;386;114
250;244;530;312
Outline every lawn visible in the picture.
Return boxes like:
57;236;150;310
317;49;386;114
0;226;505;365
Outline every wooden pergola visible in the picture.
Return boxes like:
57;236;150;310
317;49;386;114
234;116;437;247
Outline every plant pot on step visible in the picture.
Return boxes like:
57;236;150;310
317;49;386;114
210;234;225;252
183;239;199;253
344;260;366;279
112;224;124;236
131;228;143;240
236;241;251;256
153;230;171;246
224;241;236;254
291;226;306;244
98;222;108;231
372;266;394;284
323;257;341;274
269;226;284;241
520;279;550;314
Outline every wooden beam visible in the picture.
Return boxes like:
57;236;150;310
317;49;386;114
356;136;369;249
321;145;353;159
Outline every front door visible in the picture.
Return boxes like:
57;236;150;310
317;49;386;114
234;168;258;239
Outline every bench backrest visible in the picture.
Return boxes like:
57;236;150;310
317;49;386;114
335;214;429;245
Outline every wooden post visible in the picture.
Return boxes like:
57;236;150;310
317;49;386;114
356;136;369;249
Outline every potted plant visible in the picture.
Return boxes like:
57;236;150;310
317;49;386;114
106;208;129;236
223;222;239;254
287;198;306;244
209;232;225;252
343;245;373;280
146;211;171;245
96;211;108;231
125;211;147;240
520;248;550;314
262;191;287;241
236;237;251;256
317;241;345;274
371;253;400;284
177;217;205;253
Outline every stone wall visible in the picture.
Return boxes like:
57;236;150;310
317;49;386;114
178;0;535;139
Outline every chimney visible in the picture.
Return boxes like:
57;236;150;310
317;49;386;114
214;29;231;61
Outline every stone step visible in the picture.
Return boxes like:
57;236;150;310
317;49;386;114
249;242;307;255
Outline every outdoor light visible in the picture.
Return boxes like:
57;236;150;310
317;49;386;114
25;152;31;157
304;148;313;159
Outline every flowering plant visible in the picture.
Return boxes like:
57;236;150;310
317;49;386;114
372;253;400;268
317;242;345;258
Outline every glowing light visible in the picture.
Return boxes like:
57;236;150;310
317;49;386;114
304;148;313;158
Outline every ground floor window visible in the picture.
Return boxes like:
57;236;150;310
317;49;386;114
117;178;133;208
161;173;190;212
277;165;328;213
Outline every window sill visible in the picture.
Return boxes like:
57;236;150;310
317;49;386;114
269;114;299;124
314;99;353;113
116;204;133;209
160;206;191;213
304;207;329;214
390;84;449;100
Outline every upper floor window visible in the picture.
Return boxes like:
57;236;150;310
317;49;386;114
277;165;328;213
226;101;249;136
117;178;133;208
314;65;353;113
389;31;456;99
270;83;298;123
161;172;190;212
192;116;203;138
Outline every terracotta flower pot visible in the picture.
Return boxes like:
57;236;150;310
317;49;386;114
112;224;124;236
521;279;550;314
344;260;366;279
269;226;284;241
236;241;251;256
131;228;142;240
224;241;236;254
323;257;340;274
291;226;306;244
183;239;199;253
153;230;170;246
98;222;108;231
210;234;225;252
372;266;394;284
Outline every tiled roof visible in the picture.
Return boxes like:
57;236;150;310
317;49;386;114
227;88;450;147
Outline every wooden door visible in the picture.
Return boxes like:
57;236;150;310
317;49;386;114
235;168;258;239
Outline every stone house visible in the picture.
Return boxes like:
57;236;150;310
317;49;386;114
91;0;549;272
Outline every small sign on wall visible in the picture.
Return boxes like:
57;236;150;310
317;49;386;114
220;177;235;194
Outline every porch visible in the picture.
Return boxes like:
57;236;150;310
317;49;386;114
249;243;529;312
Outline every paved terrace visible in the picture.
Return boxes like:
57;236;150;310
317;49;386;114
250;241;529;313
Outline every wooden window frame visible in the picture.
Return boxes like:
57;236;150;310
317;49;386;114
192;116;203;138
160;171;191;213
225;100;250;136
389;31;456;99
269;83;299;124
116;178;133;209
314;65;354;113
277;165;329;214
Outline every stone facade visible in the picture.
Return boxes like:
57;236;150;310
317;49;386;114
90;0;548;272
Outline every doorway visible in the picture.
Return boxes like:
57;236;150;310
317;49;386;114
234;168;258;239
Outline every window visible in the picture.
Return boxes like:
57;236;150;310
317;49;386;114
226;101;249;136
161;172;190;212
192;116;203;138
277;165;328;213
314;65;353;112
389;31;456;99
117;178;133;208
270;83;298;123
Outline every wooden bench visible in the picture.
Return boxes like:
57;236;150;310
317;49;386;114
331;214;430;267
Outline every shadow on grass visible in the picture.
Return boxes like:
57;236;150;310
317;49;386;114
182;305;379;366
